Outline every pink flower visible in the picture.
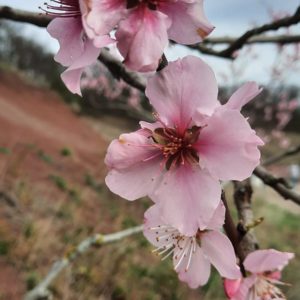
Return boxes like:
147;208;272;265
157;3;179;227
87;0;214;71
105;56;263;235
45;0;113;95
144;202;240;288
224;249;294;300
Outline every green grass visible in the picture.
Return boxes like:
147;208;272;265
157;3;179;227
0;147;10;154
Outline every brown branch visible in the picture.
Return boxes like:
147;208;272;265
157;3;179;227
99;49;146;93
222;192;245;259
0;6;51;27
203;34;300;45
0;6;146;93
189;6;300;59
263;144;300;166
233;180;259;257
254;166;300;205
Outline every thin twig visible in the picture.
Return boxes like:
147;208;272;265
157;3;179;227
263;144;300;166
24;226;143;300
189;6;300;59
203;35;300;45
254;166;300;205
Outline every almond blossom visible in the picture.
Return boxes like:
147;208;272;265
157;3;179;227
44;0;113;95
143;202;240;288
224;249;294;300
105;55;263;236
86;0;214;71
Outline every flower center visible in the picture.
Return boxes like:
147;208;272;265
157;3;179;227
151;126;200;170
40;0;81;17
249;277;286;300
126;0;159;10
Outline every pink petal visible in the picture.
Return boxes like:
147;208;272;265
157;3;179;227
105;129;157;169
152;166;221;236
224;278;242;298
105;130;163;200
60;38;101;95
105;159;162;201
201;231;240;279
196;108;263;181
143;205;168;248
225;82;262;110
159;0;214;44
146;56;218;132
176;245;211;288
86;0;125;37
244;249;294;274
205;201;225;231
116;6;171;72
229;275;257;300
47;17;84;67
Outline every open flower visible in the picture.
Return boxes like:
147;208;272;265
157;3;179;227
86;0;214;71
45;0;113;95
105;55;263;235
144;202;240;288
224;249;294;300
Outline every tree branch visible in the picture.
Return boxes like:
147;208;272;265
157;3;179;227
254;166;300;205
24;226;143;300
189;6;300;59
263;144;300;166
203;34;300;45
0;6;51;27
233;180;259;257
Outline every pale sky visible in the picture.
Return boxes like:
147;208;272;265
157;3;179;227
0;0;299;85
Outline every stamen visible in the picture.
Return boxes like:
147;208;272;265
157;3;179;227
39;0;81;18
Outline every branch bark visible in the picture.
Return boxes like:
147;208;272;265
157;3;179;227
203;34;300;45
263;144;300;166
189;6;300;59
254;166;300;205
24;226;143;300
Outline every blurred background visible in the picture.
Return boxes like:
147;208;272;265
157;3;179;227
0;0;299;299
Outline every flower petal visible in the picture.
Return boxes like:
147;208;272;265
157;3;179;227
152;166;221;236
197;107;263;181
176;245;211;288
244;249;294;274
229;275;257;300
143;204;167;248
47;17;84;67
205;201;226;231
159;0;214;44
225;82;262;110
146;56;218;131
105;159;162;201
201;231;240;279
86;0;125;37
105;129;157;169
116;6;171;72
223;278;242;298
60;38;101;95
105;130;163;200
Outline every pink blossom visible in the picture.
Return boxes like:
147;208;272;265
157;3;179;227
224;249;294;300
144;202;240;288
87;0;214;71
45;0;113;95
105;56;263;235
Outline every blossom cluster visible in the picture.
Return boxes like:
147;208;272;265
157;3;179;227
44;0;213;95
44;1;295;298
